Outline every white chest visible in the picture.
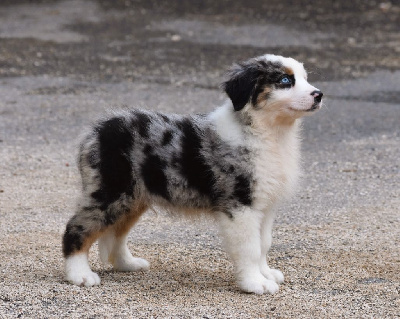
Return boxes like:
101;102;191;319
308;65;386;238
250;128;301;211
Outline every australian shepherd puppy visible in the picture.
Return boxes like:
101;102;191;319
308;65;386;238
63;54;323;294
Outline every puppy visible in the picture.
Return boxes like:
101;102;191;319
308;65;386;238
63;54;322;294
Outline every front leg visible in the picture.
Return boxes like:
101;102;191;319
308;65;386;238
217;209;279;294
259;211;284;284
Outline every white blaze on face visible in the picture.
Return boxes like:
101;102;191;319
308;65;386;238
283;76;319;112
263;55;321;113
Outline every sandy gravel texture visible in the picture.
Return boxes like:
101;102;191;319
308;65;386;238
0;0;399;318
0;145;398;318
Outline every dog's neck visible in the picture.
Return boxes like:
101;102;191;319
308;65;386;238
208;101;301;147
250;114;301;143
208;101;247;146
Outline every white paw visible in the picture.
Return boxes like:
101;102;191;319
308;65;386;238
113;256;150;272
66;270;101;287
238;274;280;295
269;268;284;283
261;267;285;284
65;253;101;287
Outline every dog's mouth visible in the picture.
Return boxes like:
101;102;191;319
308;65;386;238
288;102;321;113
306;102;321;112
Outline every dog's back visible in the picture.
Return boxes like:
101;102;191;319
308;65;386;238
62;54;322;294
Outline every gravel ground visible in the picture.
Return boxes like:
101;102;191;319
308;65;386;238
0;0;399;318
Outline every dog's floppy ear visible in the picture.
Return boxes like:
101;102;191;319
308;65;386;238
222;61;261;111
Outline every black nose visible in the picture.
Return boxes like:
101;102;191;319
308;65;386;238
311;90;323;103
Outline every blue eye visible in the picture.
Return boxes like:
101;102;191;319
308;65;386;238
280;76;291;84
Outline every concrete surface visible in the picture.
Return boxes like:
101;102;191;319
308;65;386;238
0;0;399;318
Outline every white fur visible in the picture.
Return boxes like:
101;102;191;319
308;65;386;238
209;55;317;294
264;54;307;79
212;102;300;294
64;54;321;294
217;208;280;294
98;230;150;272
65;233;149;287
208;101;245;146
265;55;319;113
65;253;101;287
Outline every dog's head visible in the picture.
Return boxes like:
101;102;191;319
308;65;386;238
222;54;322;124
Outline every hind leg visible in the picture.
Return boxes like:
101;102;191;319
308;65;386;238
63;197;141;286
63;206;108;287
98;204;149;272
